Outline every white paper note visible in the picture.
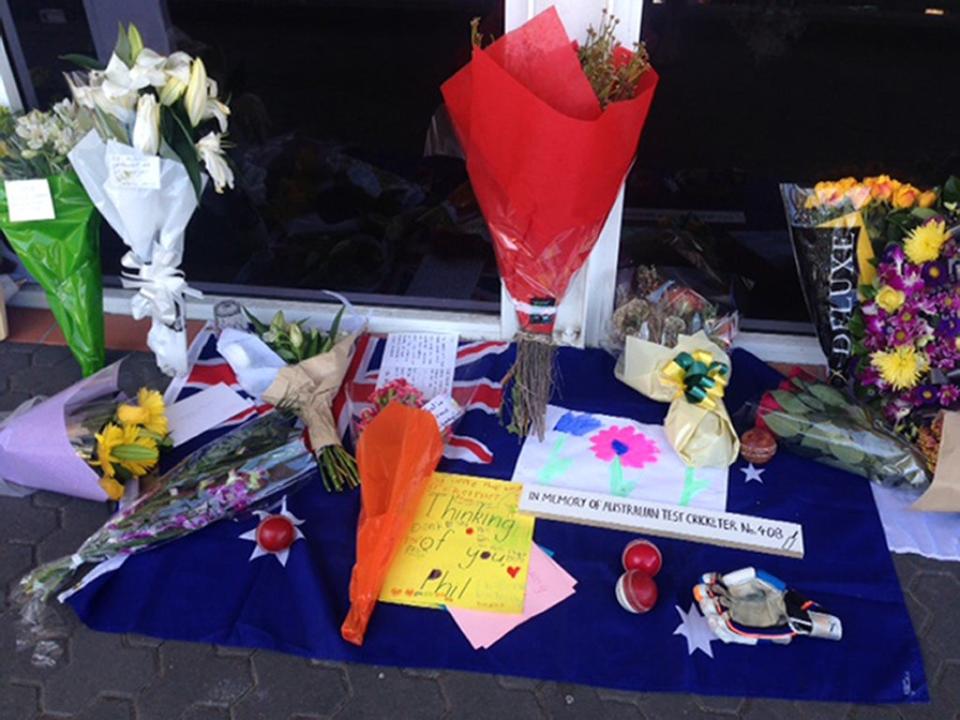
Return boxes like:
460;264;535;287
376;332;458;399
107;154;161;190
423;394;464;431
165;383;254;446
5;179;55;222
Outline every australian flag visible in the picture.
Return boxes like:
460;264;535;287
69;332;926;704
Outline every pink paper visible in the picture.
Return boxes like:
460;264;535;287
448;545;577;649
0;362;120;500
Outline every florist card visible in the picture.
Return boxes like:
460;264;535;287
381;473;535;614
511;405;728;510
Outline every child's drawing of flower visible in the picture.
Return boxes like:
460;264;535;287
590;426;660;469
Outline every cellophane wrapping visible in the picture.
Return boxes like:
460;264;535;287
341;403;444;645
441;8;658;334
0;170;104;375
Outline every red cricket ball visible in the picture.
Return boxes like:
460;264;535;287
615;570;658;613
740;427;778;465
621;539;662;577
256;515;296;553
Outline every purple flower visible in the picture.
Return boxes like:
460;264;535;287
879;245;925;292
912;385;940;406
887;311;933;346
922;261;949;288
858;366;886;389
938;317;960;338
940;384;960;407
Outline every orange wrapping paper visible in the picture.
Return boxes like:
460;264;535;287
340;403;444;646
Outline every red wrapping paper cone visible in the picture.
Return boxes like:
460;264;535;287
442;7;658;333
340;403;444;646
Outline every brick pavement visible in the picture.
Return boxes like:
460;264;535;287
1;343;959;720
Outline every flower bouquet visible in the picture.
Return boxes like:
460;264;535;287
781;175;940;383
756;371;929;489
218;305;365;491
616;331;739;468
849;196;960;438
0;101;104;375
611;266;739;352
0;362;170;501
442;8;658;438
341;403;444;645
65;24;233;376
13;411;314;664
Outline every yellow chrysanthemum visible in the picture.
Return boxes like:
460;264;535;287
904;220;948;264
99;476;125;501
117;388;168;436
876;286;906;313
871;346;928;391
92;423;158;479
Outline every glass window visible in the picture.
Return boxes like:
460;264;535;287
620;1;960;330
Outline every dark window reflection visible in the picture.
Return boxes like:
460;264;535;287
165;0;503;311
7;1;959;327
624;1;960;326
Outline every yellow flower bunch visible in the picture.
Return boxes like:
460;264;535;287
904;219;949;265
870;345;929;391
91;388;170;501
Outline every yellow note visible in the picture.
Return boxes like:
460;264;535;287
380;473;535;614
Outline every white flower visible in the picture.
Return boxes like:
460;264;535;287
184;58;208;127
195;131;234;193
203;79;230;133
15;110;49;149
131;48;168;88
159;52;192;105
132;93;160;155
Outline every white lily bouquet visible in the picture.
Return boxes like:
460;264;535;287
65;24;233;376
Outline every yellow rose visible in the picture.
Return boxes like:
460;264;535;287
892;184;919;209
918;190;937;209
876;286;906;313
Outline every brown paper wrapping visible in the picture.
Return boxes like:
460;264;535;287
262;333;357;453
912;411;960;512
616;331;740;468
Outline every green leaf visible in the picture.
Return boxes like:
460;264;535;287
243;307;270;335
809;384;849;409
771;390;811;416
829;441;865;466
60;53;105;71
763;412;808;438
162;106;203;199
910;207;939;221
114;23;133;66
796;392;825;412
943;176;960;206
329;305;345;341
858;285;877;301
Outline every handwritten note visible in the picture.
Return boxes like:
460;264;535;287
376;332;458;400
381;473;535;614
422;394;464;432
4;179;55;222
448;545;576;649
107;154;161;190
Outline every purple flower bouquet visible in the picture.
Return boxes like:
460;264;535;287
12;411;314;664
851;210;960;438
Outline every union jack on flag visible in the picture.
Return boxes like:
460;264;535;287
167;327;511;465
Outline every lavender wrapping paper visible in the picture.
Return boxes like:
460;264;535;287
0;362;121;500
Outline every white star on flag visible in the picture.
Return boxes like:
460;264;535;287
740;463;765;484
673;603;717;658
238;496;305;567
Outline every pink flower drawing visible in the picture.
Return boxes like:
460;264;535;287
590;426;659;469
